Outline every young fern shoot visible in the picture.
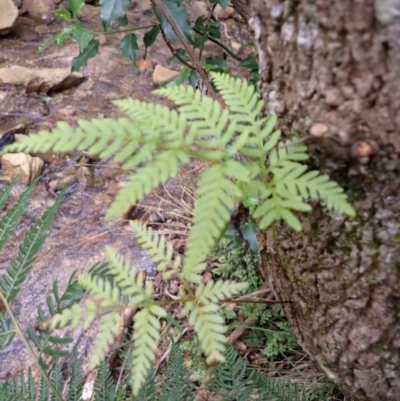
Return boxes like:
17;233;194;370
3;73;355;395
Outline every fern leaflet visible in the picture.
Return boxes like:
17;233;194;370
0;188;65;303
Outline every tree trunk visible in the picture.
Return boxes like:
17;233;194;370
247;1;400;400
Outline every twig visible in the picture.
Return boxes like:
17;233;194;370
151;0;219;101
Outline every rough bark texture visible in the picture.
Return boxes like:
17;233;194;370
248;1;400;400
231;0;250;21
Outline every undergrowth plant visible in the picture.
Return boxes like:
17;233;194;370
3;72;355;395
0;341;308;401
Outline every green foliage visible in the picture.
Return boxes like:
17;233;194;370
38;0;257;88
0;187;66;303
0;343;311;401
3;73;354;395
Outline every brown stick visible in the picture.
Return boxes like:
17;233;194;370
152;0;219;101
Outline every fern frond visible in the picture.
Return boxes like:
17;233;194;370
131;365;156;401
106;149;188;220
129;221;176;273
159;340;194;401
195;280;247;304
183;164;241;280
0;178;36;252
105;246;148;303
131;304;167;396
276;168;355;216
154;85;234;145
0;312;15;348
90;311;123;369
38;375;49;401
94;360;116;401
210;72;263;130
3;118;141;160
113;99;188;145
50;360;62;401
189;302;226;364
210;345;255;401
0;176;18;211
49;301;89;330
68;347;83;401
269;142;309;165
0;188;65;303
78;274;121;308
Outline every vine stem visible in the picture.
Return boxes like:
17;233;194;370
152;0;219;102
0;292;64;401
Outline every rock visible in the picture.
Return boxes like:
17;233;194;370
23;0;55;17
0;0;18;35
0;65;84;93
137;59;153;72
152;65;180;85
77;4;100;20
1;152;44;183
191;0;209;19
214;4;235;20
133;0;151;12
12;0;22;7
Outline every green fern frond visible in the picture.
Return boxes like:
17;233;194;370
51;360;62;401
189;302;226;364
3;118;140;158
37;375;49;401
0;188;65;303
68;347;83;401
130;365;156;401
210;72;263;130
0;178;36;252
154;85;233;146
129;221;176;273
275;168;355;216
113;99;188;145
106;149;188;220
269;142;309;165
90;311;123;369
105;246;148;302
131;304;167;396
94;360;116;401
195;280;247;304
183;164;241;279
0;312;16;348
0;175;18;211
159;340;194;401
78;274;121;308
210;345;255;401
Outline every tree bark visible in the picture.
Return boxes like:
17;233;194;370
248;1;400;400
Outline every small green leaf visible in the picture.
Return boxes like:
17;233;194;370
71;26;94;52
36;28;73;53
203;56;229;73
143;25;160;57
121;33;139;61
239;53;259;70
68;0;84;16
240;221;258;253
100;0;131;31
166;66;190;87
157;0;193;45
53;9;71;22
71;39;99;72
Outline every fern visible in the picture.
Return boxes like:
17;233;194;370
67;347;83;401
2;73;356;396
94;360;116;401
0;176;34;252
159;340;194;401
0;188;66;303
